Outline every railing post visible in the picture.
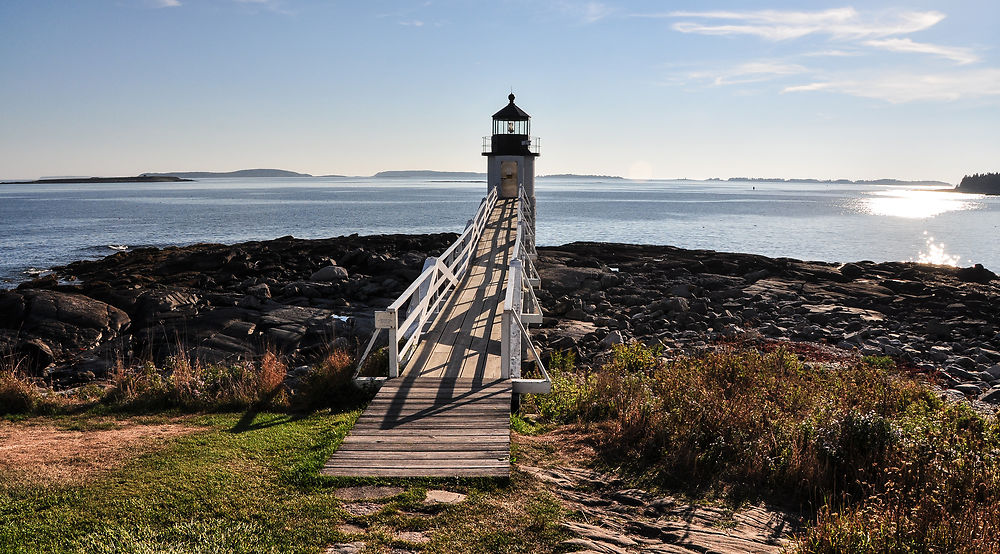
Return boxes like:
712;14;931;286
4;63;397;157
509;259;523;379
501;308;511;379
375;308;399;378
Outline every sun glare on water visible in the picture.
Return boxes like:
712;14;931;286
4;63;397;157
858;189;980;219
915;233;962;266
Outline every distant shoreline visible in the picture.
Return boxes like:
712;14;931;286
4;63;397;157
4;175;192;185
2;166;958;187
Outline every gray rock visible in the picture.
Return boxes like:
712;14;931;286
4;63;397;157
601;331;624;347
424;490;467;504
953;383;983;396
565;308;588;321
666;297;689;313
986;364;1000;379
945;365;979;382
952;356;977;369
247;283;271;299
982;388;1000;404
839;263;864;280
310;265;349;281
2;290;131;362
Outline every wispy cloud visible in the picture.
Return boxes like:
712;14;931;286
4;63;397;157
151;0;181;7
689;61;807;86
662;8;944;41
656;6;995;103
801;49;862;57
557;1;613;24
864;38;978;65
378;2;438;27
783;69;1000;103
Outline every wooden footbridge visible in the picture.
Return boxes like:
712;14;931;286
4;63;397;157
322;185;550;478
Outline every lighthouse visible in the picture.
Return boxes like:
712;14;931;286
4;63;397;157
483;93;539;236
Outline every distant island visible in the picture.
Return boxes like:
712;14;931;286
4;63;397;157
541;174;625;179
373;170;629;180
4;169;963;188
374;170;486;179
143;169;312;179
711;177;953;186
4;175;191;184
955;172;1000;195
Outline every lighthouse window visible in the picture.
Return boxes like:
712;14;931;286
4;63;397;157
507;121;515;133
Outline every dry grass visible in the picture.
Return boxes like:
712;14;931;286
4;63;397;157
0;420;197;485
524;342;1000;553
293;349;358;411
2;344;362;416
105;348;290;411
0;369;37;415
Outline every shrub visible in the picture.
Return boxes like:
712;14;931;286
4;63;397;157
527;343;1000;552
0;368;37;414
293;349;357;411
525;350;593;422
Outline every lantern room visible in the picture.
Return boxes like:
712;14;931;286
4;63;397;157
484;93;539;157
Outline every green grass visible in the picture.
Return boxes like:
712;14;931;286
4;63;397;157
0;409;570;553
1;411;357;553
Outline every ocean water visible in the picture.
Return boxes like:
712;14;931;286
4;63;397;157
1;177;997;286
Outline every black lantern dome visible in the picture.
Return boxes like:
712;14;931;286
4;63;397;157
484;94;539;156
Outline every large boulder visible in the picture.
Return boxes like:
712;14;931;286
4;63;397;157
956;264;997;284
311;265;349;281
0;289;130;373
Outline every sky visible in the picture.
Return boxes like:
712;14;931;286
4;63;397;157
1;1;998;182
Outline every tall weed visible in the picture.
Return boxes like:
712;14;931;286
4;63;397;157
293;349;358;410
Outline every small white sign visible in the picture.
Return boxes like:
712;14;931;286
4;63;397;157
374;311;396;328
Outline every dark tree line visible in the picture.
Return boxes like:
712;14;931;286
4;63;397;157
957;172;1000;194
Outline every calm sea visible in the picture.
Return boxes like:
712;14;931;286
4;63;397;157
1;177;997;286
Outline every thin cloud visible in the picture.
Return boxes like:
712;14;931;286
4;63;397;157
663;8;944;41
690;61;807;86
782;69;1000;103
865;38;978;65
151;0;181;7
802;49;862;57
557;1;613;24
399;20;424;27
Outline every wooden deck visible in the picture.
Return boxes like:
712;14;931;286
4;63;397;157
322;199;518;478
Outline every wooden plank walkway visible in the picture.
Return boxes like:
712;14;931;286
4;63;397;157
321;378;511;477
322;199;518;478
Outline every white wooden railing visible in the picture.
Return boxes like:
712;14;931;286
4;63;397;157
502;188;551;394
354;187;498;380
353;182;550;394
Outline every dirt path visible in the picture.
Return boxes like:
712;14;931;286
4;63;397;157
0;420;197;485
516;430;801;553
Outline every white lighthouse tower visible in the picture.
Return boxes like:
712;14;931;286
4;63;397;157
483;93;539;235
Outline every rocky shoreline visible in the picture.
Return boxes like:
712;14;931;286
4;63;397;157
534;242;1000;406
2;235;999;406
1;234;456;385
